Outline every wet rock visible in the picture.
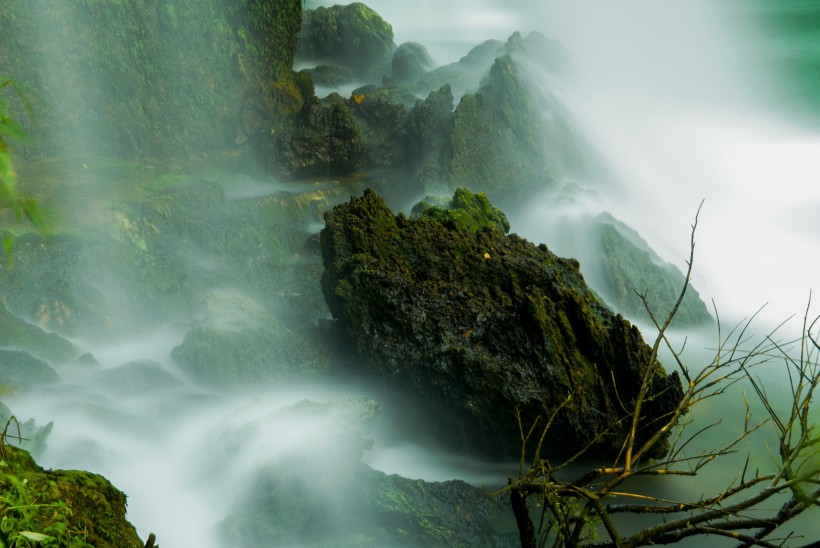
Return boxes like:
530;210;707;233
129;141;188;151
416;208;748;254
389;42;436;85
297;3;396;82
320;189;683;460
276;93;366;176
405;84;455;170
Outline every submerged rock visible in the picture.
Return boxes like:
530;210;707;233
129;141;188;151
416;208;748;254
321;189;683;459
0;445;144;547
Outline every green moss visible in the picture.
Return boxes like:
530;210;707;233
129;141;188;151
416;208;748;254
413;188;510;234
0;446;143;547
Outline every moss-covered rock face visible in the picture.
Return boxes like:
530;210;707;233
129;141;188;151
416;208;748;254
0;446;144;548
411;188;511;235
0;0;304;162
297;3;396;82
321;189;683;459
276;93;367;176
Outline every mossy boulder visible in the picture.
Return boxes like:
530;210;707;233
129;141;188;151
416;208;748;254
0;445;144;547
297;3;396;82
320;189;683;459
411;188;510;235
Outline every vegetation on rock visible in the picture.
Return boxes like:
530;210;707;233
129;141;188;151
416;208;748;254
321;188;683;459
0;444;143;548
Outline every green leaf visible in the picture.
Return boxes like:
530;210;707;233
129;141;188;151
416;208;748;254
19;531;53;542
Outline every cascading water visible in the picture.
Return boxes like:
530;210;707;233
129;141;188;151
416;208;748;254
2;1;819;547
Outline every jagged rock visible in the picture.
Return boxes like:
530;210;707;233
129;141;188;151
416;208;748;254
0;350;59;391
389;42;436;85
406;84;455;170
320;189;683;459
297;3;396;82
217;397;517;547
415;39;504;99
0;446;144;547
423;32;600;204
276;93;366;176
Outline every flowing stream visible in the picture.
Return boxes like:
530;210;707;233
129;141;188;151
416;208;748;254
4;1;820;546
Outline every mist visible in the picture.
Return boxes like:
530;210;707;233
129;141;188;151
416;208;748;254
2;1;819;546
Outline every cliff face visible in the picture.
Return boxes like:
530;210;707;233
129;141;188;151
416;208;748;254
321;189;683;459
0;0;305;161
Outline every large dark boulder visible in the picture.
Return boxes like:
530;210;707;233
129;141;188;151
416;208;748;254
320;189;683;459
297;3;396;82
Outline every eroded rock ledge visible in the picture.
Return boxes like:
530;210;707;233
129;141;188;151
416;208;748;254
321;189;683;459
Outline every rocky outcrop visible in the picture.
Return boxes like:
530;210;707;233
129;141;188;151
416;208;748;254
297;3;396;82
276;93;367;176
321;189;683;459
0;445;144;547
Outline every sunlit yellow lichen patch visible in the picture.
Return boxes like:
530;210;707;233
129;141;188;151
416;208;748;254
352;93;365;105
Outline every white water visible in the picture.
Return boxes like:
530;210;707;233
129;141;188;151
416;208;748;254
6;2;819;546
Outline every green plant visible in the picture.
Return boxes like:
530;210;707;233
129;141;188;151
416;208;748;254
506;206;820;547
0;419;92;548
0;78;45;260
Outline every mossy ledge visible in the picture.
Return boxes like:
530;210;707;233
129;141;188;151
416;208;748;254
321;188;683;460
0;445;143;547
